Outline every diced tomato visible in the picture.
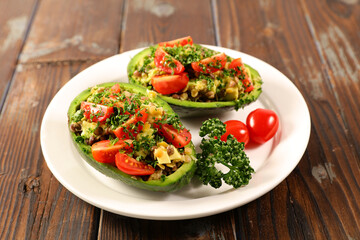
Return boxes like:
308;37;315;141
151;72;189;95
156;124;191;148
154;47;185;74
158;36;193;47
110;83;121;94
191;53;226;73
229;58;254;92
91;139;133;165
81;102;114;123
113;109;148;139
115;153;155;176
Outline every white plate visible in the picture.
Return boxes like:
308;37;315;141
40;46;311;220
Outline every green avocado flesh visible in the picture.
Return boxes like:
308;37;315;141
68;82;196;192
127;45;263;117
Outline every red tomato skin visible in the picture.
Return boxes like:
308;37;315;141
221;120;249;146
158;36;193;47
115;153;155;176
229;58;254;92
113;109;148;140
151;72;189;95
91;140;133;165
154;47;185;74
155;124;191;148
246;108;279;144
114;109;149;139
110;84;121;94
81;102;114;123
191;53;227;73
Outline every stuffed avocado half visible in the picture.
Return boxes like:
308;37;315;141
68;82;196;192
127;36;263;117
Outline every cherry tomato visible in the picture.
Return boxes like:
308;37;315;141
115;153;155;176
158;36;193;47
156;124;191;148
229;58;254;92
91;139;133;165
154;47;185;74
151;72;189;95
246;108;279;144
220;120;249;146
191;53;227;73
113;109;148;139
81;102;114;123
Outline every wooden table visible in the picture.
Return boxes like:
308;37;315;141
1;0;359;239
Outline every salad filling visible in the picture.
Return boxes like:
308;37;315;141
69;84;194;181
129;36;258;103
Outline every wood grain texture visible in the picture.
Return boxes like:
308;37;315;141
217;0;360;239
0;0;38;110
19;0;125;63
99;210;236;240
120;0;216;52
0;62;101;239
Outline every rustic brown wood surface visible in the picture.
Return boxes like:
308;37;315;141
0;0;359;239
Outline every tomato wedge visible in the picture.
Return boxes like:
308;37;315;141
156;124;191;148
220;120;249;146
91;139;133;165
81;102;114;123
151;72;189;95
158;36;193;47
154;47;185;74
229;58;254;92
115;153;155;176
113;109;148;139
191;53;227;73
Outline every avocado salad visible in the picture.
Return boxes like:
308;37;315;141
68;82;196;192
127;36;263;116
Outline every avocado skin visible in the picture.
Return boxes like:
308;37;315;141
127;46;263;117
68;82;196;192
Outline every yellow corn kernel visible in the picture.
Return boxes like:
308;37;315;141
157;164;165;170
158;141;168;148
147;90;157;99
154;149;163;158
184;147;192;155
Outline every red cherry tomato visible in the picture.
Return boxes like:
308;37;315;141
220;120;249;146
246;108;279;144
158;36;193;47
91;139;133;165
156;124;191;148
115;153;155;176
154;47;185;74
113;109;148;139
191;53;227;73
80;102;114;123
151;72;189;95
229;58;254;92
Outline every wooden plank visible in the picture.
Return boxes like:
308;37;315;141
99;210;236;239
19;0;125;63
120;0;216;52
0;0;37;110
0;62;100;239
216;0;360;239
